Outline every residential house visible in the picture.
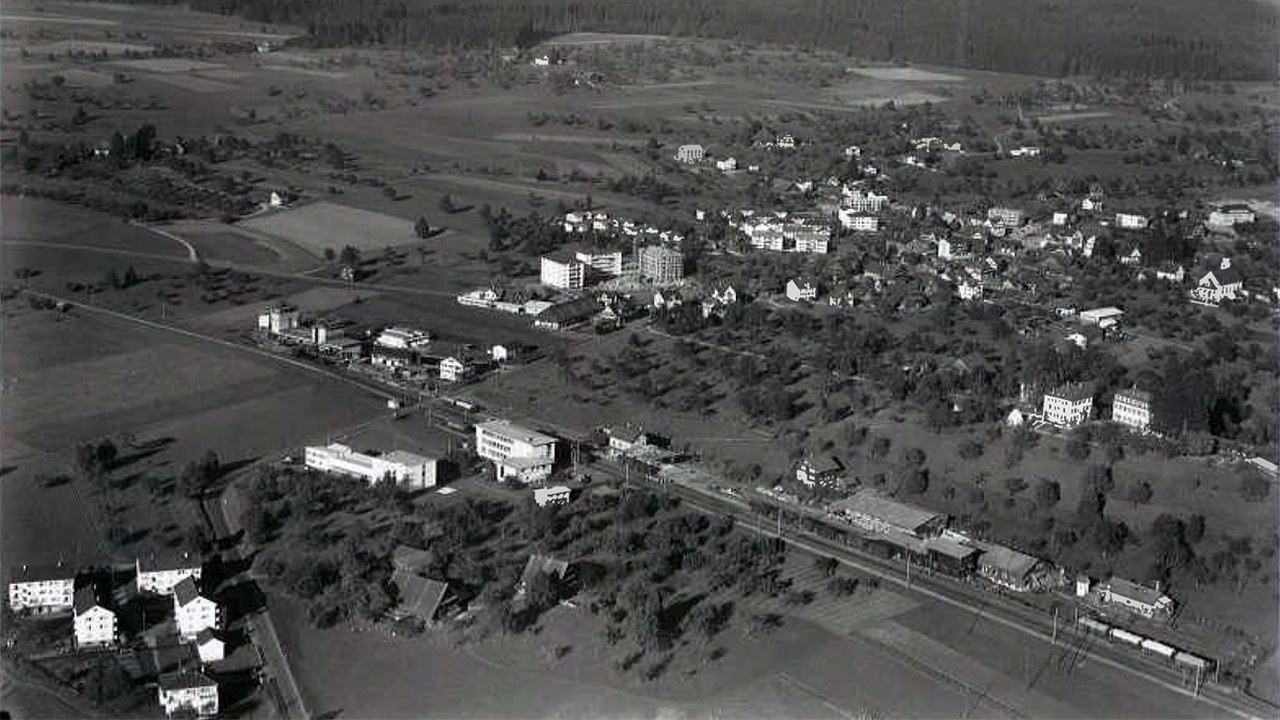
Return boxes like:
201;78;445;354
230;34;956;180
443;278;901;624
776;134;796;149
1112;387;1153;432
533;485;572;507
1042;382;1094;428
195;629;225;663
1078;307;1124;328
843;145;861;159
974;542;1053;592
392;545;433;575
1010;146;1041;158
841;187;888;213
73;587;117;648
988;207;1025;228
173;576;220;641
639;245;684;284
1192;258;1243;304
1081;197;1103;212
1115;213;1148;230
1064;332;1088;350
674;144;704;164
305;444;438;488
785;278;818;302
439;355;474;383
1099;577;1175;618
937;237;971;261
540;253;586;290
1120;247;1142;266
391;572;449;625
516;554;573;601
8;563;75;614
136;553;202;596
957;279;983;302
1207;204;1254;227
711;284;738;306
475;420;558;483
157;671;218;718
715;157;738;172
1154;263;1186;283
1051;212;1068;226
837;209;879;232
796;456;844;487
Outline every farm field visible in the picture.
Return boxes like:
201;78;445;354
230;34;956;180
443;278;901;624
239;201;418;255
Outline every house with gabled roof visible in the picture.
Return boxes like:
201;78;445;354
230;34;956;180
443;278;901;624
785;277;818;302
391;571;450;625
74;586;117;648
8;562;75;614
137;553;202;596
158;671;218;718
173;576;220;641
1192;257;1243;304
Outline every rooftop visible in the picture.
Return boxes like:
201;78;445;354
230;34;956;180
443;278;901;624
383;450;434;467
158;671;216;692
973;541;1043;580
828;489;945;534
1115;386;1153;405
392;545;433;573
1048;382;1095;403
519;554;570;590
476;419;557;446
12;562;73;583
138;552;201;574
73;585;105;614
172;576;205;608
195;628;224;646
392;571;449;621
1104;576;1171;608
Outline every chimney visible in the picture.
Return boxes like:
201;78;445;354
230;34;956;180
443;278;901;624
1221;257;1231;270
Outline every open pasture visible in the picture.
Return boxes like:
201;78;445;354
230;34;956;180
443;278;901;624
850;66;966;82
112;58;226;74
239;201;417;255
137;72;236;94
55;67;116;88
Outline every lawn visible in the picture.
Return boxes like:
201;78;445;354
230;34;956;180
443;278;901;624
239;201;418;255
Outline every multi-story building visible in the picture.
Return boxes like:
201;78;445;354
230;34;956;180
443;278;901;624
791;225;831;252
1207;204;1255;227
439;356;474;383
173;577;220;641
574;251;624;277
796;456;844;487
988;207;1025;227
475;420;558;483
1042;382;1094;428
304;443;437;489
73;587;116;648
1112;387;1153;432
136;554;202;596
840;188;887;214
158;671;218;718
1114;212;1149;230
8;563;75;614
837;210;879;233
539;253;586;290
256;305;299;335
937;237;971;261
674;144;704;164
638;245;684;284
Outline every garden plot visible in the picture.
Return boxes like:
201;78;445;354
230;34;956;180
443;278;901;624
239;201;418;255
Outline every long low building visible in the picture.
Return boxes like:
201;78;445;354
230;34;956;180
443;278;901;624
828;489;947;537
305;444;438;489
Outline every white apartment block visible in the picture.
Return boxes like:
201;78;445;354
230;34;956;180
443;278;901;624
790;225;831;252
1042;383;1094;428
173;577;220;641
540;255;586;290
475;420;557;483
1112;387;1153;432
8;564;75;614
674;144;704;163
574;251;624;277
136;554;202;596
73;588;116;648
837;209;879;233
305;444;437;489
533;485;572;507
158;672;218;718
639;245;684;284
375;327;432;350
988;207;1025;227
440;356;474;383
841;188;887;213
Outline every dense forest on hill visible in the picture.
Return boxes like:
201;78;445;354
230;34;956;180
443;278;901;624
178;0;1279;80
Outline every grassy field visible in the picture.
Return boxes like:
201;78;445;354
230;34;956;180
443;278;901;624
239;201;418;255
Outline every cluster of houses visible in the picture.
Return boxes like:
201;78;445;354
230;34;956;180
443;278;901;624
1005;379;1154;433
8;554;223;717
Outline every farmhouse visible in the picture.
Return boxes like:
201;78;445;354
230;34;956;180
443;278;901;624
1099;576;1175;618
516;554;573;599
796;456;844;487
391;572;450;625
1112;387;1153;432
173;576;220;641
157;671;218;718
534;485;572;507
195;629;225;663
674;144;704;164
136;553;202;596
73;587;117;648
1042;382;1094;428
828;489;947;538
8;563;75;614
639;245;684;284
786;278;818;302
540;253;586;290
304;443;438;489
475;419;558;483
1192;258;1243;304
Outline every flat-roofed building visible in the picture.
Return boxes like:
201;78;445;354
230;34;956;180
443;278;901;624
534;485;572;507
304;443;438;489
540;253;586;290
475;420;558;483
1112;387;1153;432
988;207;1025;227
375;327;432;350
8;563;75;614
639;246;684;284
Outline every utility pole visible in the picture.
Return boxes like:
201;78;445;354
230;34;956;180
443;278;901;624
1052;606;1058;646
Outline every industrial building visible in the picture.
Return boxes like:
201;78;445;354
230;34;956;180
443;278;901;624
304;443;438;489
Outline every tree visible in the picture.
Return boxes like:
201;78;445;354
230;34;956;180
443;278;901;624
74;442;100;479
812;556;838;578
1035;479;1060;509
324;247;336;261
903;447;927;466
123;266;139;288
1065;436;1091;461
338;245;361;267
382;186;398;199
94;440;118;471
439;194;455;213
414;216;431;239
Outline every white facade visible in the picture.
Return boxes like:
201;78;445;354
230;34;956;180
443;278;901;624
136;559;202;596
841;188;887;214
74;602;116;648
1208;206;1255;226
475;420;558;483
837;210;879;232
1042;385;1093;428
1078;307;1124;327
574;251;624;277
1193;259;1243;304
957;280;983;302
158;674;218;718
540;256;585;290
1115;213;1149;229
988;207;1025;227
196;633;225;663
639;246;684;284
533;485;571;507
174;589;220;641
1112;388;1152;432
715;157;738;172
675;144;704;163
375;327;431;350
440;356;473;383
257;305;299;335
785;279;818;302
8;567;75;613
937;237;970;261
304;444;437;488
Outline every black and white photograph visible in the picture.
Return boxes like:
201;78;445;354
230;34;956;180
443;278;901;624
0;0;1277;717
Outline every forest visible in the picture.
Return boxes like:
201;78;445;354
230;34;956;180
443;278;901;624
171;0;1280;80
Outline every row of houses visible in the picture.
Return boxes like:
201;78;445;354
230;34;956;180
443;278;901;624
1032;382;1153;431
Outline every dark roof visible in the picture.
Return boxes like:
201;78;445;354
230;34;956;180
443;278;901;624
1114;386;1152;405
1204;265;1243;285
392;571;449;621
138;552;201;574
158;671;216;692
195;628;223;646
12;562;73;583
172;576;203;607
800;456;844;475
392;545;433;573
74;586;105;615
535;297;601;324
519;554;570;591
1048;382;1094;403
828;489;945;534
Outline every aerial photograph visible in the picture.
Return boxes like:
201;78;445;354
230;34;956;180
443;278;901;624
0;0;1277;718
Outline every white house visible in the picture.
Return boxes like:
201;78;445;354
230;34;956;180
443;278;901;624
957;279;983;302
1208;203;1255;227
1112;387;1153;432
988;207;1025;227
796;456;844;487
785;278;818;302
1099;577;1174;618
195;629;225;664
158;671;218;718
1120;247;1142;266
304;444;438;489
1154;264;1185;283
937;237;971;261
776;134;796;149
269;191;287;208
375;327;431;350
837;209;879;232
257;305;299;335
73;587;117;648
533;485;571;507
540;254;586;290
674;144;704;164
1005;408;1026;427
1010;146;1041;158
1115;213;1148;230
8;563;75;614
1192;258;1243;304
173;576;220;641
1081;198;1103;212
136;554;202;596
1042;383;1094;428
1051;212;1068;226
1065;332;1088;349
475;420;558;483
715;157;738;172
1078;307;1124;328
841;187;888;214
439;356;474;383
843;145;861;159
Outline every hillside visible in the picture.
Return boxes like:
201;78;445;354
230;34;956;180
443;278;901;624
185;0;1280;80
